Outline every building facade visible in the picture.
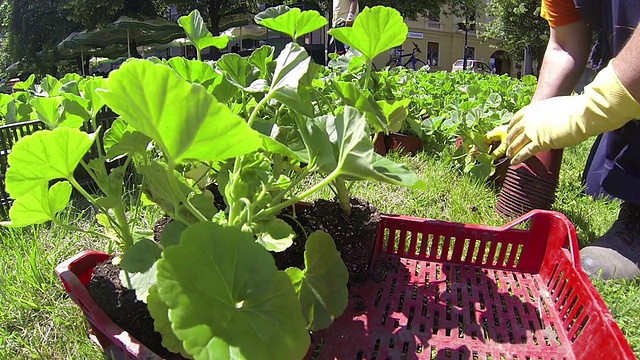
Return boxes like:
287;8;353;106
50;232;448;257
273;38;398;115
371;12;517;76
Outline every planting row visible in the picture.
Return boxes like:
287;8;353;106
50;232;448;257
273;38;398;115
0;5;536;359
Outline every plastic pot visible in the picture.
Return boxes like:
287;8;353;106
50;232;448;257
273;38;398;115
385;132;423;155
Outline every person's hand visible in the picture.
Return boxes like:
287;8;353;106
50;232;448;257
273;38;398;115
346;13;355;27
484;125;508;159
506;60;640;165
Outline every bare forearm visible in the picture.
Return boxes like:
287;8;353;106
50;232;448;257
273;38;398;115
349;0;357;15
533;21;592;102
613;25;640;102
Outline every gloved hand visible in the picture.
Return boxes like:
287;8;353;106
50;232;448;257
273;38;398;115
506;60;640;165
484;125;509;159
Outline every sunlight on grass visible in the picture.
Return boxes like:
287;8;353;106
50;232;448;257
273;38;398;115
0;142;638;359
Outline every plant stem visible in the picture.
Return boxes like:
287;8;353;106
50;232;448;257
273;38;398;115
247;93;273;128
363;62;372;92
53;220;114;241
255;169;340;222
167;161;207;223
334;178;352;216
270;167;310;205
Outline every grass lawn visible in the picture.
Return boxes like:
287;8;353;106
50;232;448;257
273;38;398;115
0;139;638;358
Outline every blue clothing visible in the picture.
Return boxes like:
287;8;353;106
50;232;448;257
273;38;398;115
577;0;640;204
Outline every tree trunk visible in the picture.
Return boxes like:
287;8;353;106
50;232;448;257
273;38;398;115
208;0;221;36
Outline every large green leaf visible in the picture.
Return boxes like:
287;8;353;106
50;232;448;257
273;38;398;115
99;59;261;163
216;54;261;90
255;218;295;252
2;182;71;227
59;94;91;128
271;43;310;94
248;45;275;79
331;81;386;132
178;10;229;51
377;99;411;133
285;231;348;331
82;77;108;115
5;128;95;198
137;162;192;217
167;57;220;89
40;75;61;96
296;115;337;171
103;118;150;160
119;238;162;273
147;286;191;358
255;6;327;40
156;222;309;360
30;97;62;128
329;6;408;62
330;106;425;189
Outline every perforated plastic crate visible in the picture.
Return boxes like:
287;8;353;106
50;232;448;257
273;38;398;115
56;210;635;360
306;210;635;360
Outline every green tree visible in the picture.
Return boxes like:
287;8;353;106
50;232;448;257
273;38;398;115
479;0;549;69
64;0;162;30
0;0;80;76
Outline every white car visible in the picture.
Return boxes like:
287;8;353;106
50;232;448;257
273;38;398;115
451;59;493;74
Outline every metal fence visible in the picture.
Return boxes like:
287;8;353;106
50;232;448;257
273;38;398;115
0;112;118;218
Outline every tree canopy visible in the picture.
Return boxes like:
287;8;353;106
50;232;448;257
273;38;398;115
480;0;549;69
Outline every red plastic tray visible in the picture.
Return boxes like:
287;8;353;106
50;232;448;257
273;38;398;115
56;210;635;360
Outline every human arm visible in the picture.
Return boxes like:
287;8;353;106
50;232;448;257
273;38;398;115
505;26;640;165
532;20;592;101
345;0;358;26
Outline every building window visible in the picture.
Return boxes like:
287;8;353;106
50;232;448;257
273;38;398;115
427;10;440;22
427;42;439;67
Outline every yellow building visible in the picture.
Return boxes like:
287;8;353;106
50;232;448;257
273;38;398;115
371;13;517;76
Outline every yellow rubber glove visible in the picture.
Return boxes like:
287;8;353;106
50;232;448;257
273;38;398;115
484;125;509;159
506;60;640;165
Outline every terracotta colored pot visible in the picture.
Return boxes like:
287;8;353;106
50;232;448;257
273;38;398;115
372;132;387;156
496;149;563;217
385;132;423;156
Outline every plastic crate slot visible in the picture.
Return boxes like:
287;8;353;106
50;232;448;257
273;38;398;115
415;262;421;277
425;234;434;257
390;278;397;296
457;288;463;308
430;346;437;359
566;304;584;333
383;228;390;253
407;306;415;329
398;230;408;256
397;292;406;311
492;242;503;266
436;235;445;259
401;341;410;360
433;310;440;335
514;306;523;328
447;237;456;260
403;269;410;286
372;338;381;360
491;304;500;327
471;239;481;263
500;294;508;314
374;288;384;308
381;301;392;325
415;232;425;256
550;323;561;346
389;337;396;349
413;283;419;300
417;343;423;354
435;264;442;280
557;287;574;315
503;243;513;267
512;244;524;267
475;269;483;286
550;270;564;295
547;263;560;288
422;295;428;317
356;350;364;360
479;291;486;310
458;314;465;338
473;351;479;360
529;321;539;345
466;278;473;296
459;238;470;262
561;294;578;323
570;315;589;343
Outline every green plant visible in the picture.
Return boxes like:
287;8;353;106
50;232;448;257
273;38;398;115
1;6;425;359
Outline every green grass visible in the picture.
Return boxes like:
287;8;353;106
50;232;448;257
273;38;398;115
0;140;638;358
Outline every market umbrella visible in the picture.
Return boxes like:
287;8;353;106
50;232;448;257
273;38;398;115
55;33;130;75
222;24;267;42
60;16;185;59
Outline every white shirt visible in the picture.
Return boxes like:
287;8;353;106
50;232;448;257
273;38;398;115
332;0;359;27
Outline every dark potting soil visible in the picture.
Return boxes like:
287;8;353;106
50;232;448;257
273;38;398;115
86;259;187;359
296;198;381;283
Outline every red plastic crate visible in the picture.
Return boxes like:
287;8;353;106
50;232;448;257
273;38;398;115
56;210;635;360
307;210;635;360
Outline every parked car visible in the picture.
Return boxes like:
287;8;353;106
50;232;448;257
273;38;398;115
451;59;493;74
